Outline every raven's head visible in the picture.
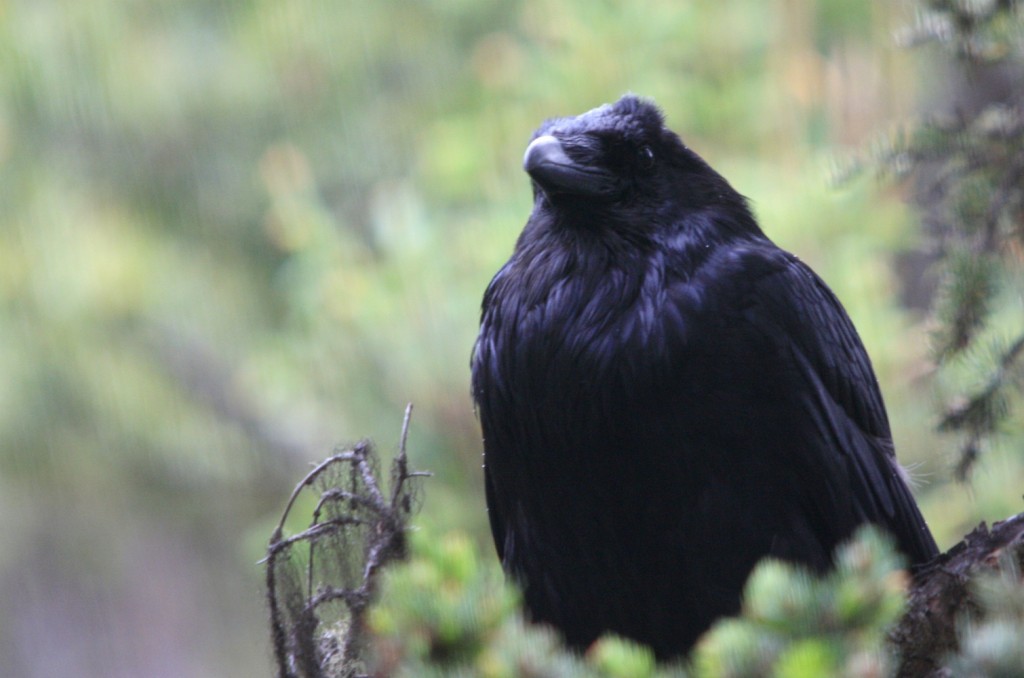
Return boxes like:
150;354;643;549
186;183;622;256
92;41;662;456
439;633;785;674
523;95;751;231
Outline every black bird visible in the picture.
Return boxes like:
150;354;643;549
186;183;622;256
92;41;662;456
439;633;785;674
471;95;938;658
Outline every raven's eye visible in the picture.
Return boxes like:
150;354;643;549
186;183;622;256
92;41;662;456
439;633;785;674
638;145;655;170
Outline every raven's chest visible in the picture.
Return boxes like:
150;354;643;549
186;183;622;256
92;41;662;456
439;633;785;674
474;258;690;413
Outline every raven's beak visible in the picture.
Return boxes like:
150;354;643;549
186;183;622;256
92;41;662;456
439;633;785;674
523;135;574;174
523;135;618;198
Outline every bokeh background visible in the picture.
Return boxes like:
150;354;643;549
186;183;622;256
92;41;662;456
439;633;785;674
2;1;1021;675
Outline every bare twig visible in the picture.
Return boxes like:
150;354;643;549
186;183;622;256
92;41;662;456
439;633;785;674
265;405;428;678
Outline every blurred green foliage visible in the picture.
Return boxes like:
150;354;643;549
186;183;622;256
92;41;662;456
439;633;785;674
365;526;907;677
2;1;1022;675
868;0;1024;480
696;527;907;678
946;553;1024;676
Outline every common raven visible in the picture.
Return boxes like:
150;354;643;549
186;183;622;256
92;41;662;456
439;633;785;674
471;95;938;658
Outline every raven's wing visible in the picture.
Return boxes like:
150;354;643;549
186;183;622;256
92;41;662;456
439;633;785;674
484;460;506;561
732;246;938;566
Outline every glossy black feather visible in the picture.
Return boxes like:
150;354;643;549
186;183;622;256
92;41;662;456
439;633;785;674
471;95;938;658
